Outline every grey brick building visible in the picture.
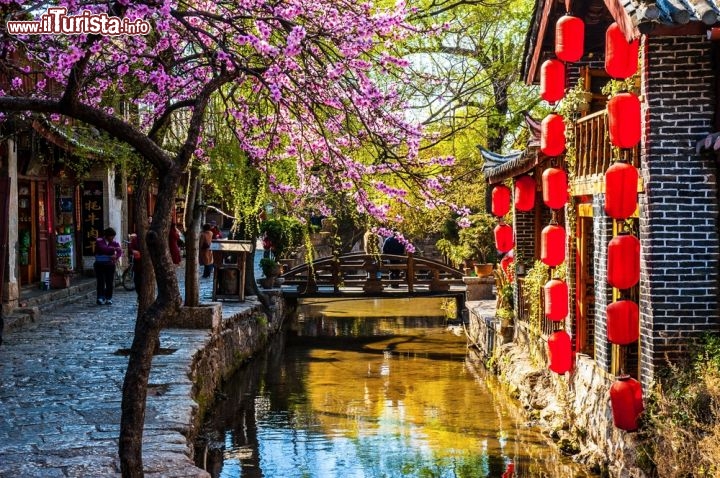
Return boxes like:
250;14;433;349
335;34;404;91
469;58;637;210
484;0;720;392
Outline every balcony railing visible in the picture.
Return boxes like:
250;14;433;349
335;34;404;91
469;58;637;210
573;110;639;193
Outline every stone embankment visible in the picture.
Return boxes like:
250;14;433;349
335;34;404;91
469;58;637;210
0;279;284;477
466;301;647;478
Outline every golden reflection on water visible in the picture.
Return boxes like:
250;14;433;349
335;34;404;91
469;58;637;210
202;298;597;477
287;298;596;477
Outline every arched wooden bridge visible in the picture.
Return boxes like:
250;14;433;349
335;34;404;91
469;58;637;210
279;253;467;314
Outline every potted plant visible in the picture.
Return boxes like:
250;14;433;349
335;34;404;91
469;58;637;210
259;257;282;288
259;216;304;260
458;213;498;276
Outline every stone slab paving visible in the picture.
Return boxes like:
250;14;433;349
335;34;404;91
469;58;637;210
0;272;259;477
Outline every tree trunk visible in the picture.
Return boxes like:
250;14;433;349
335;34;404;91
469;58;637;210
120;169;183;477
183;170;203;307
134;174;156;316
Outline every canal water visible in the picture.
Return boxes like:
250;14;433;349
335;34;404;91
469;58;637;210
195;298;596;477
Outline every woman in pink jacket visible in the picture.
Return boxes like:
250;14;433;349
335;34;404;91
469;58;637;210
94;227;122;305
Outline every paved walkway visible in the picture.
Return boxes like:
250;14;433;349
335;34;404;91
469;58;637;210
0;269;260;477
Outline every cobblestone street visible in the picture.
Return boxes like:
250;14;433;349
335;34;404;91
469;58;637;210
0;268;259;477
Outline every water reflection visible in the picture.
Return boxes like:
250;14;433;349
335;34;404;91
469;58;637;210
196;298;596;477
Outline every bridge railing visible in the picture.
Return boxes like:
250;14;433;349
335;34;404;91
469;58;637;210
279;252;465;294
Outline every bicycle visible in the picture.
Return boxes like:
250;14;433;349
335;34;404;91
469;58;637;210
114;240;136;291
121;254;136;291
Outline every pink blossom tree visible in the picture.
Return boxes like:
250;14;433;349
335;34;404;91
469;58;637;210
0;0;461;475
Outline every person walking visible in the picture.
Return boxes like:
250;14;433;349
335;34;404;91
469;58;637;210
94;227;122;305
382;233;406;287
199;223;214;278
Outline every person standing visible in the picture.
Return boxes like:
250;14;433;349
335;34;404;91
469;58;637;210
209;220;223;240
199;223;214;278
94;227;122;305
169;223;182;265
382;233;406;287
128;233;142;292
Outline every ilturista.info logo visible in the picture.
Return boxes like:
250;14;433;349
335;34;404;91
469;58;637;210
7;8;151;36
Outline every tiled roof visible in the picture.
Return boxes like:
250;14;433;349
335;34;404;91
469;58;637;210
482;148;541;185
646;0;719;26
482;112;544;184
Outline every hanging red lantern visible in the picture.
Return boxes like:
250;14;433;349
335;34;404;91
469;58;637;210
555;14;585;63
605;161;639;219
541;224;566;266
541;113;566;156
514;175;536;212
610;375;644;431
608;233;640;289
540;59;565;103
542;167;568;209
605;23;639;79
544;279;569;321
607;300;640;345
548;330;572;374
491;184;511;217
494;223;514;253
608;92;641;149
500;253;514;281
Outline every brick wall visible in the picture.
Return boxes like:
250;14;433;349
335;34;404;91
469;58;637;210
639;35;720;385
593;195;614;372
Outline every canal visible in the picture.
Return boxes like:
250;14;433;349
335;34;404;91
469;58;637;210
195;297;596;477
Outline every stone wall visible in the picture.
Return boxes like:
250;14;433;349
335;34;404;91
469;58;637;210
468;303;648;477
489;340;648;478
181;291;286;471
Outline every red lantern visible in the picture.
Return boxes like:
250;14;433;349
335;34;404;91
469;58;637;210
544;279;568;321
494;224;514;253
541;113;566;156
542;167;568;209
514;175;536;212
605;161;639;219
491;184;511;217
608;233;640;289
548;330;572;374
555;14;585;63
610;375;644;431
541;224;566;266
540;59;565;103
500;254;514;281
605;23;639;79
607;300;640;345
608;92;641;149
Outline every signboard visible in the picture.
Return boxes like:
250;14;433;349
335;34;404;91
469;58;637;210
209;240;253;252
81;181;103;256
